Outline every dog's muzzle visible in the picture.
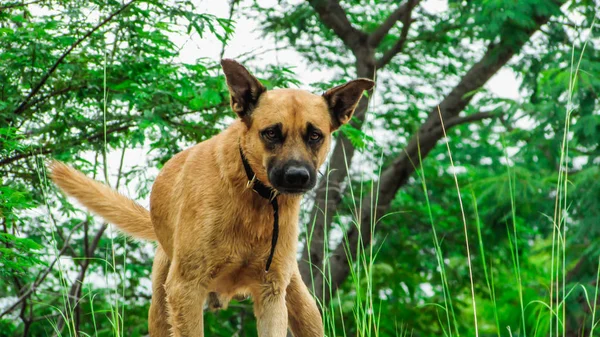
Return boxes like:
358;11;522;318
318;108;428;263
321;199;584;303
269;161;316;194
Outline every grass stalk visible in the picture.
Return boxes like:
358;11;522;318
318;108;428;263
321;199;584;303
436;106;479;336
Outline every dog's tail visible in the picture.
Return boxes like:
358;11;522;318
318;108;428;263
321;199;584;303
49;161;157;241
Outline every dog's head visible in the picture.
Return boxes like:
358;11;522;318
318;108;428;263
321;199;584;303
222;59;374;195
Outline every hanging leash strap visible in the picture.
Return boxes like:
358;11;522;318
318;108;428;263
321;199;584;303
239;144;279;272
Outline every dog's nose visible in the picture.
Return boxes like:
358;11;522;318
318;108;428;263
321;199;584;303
283;166;310;187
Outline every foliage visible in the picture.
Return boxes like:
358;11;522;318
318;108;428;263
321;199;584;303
0;0;237;335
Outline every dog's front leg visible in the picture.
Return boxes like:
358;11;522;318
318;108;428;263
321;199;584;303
164;259;208;337
286;271;323;337
252;277;289;337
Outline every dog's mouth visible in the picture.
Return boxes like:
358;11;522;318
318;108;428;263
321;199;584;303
273;186;312;195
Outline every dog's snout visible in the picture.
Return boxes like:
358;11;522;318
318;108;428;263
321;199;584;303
284;166;310;186
268;160;316;194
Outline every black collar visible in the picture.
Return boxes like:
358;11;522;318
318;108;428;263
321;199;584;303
239;144;279;272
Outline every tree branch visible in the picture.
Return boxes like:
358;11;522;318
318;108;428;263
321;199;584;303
374;0;418;68
321;110;499;299
54;222;109;334
0;124;132;167
2;100;228;169
441;110;497;130
375;23;412;68
12;0;135;116
306;0;368;53
19;86;86;114
369;0;420;48
0;221;86;319
0;0;45;11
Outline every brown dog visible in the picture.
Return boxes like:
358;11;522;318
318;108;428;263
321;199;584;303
50;59;373;337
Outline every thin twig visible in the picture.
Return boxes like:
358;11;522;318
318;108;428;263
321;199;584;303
0;221;86;318
368;0;421;47
0;124;131;167
12;0;135;116
0;0;45;11
439;111;497;130
375;0;419;68
219;0;239;61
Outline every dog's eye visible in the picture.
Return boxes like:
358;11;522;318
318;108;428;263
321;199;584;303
309;131;322;142
263;129;278;140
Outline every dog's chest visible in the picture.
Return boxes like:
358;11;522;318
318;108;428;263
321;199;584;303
199;193;300;292
207;252;262;294
224;198;284;241
207;207;296;283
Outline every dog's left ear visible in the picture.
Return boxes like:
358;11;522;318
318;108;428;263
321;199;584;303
323;79;374;130
221;59;266;121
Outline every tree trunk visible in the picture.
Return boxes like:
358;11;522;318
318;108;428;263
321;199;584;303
299;55;375;291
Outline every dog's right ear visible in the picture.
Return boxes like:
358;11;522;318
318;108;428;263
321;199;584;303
323;78;374;130
221;59;266;121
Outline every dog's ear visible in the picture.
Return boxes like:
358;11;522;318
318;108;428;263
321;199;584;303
221;59;266;121
323;79;374;130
